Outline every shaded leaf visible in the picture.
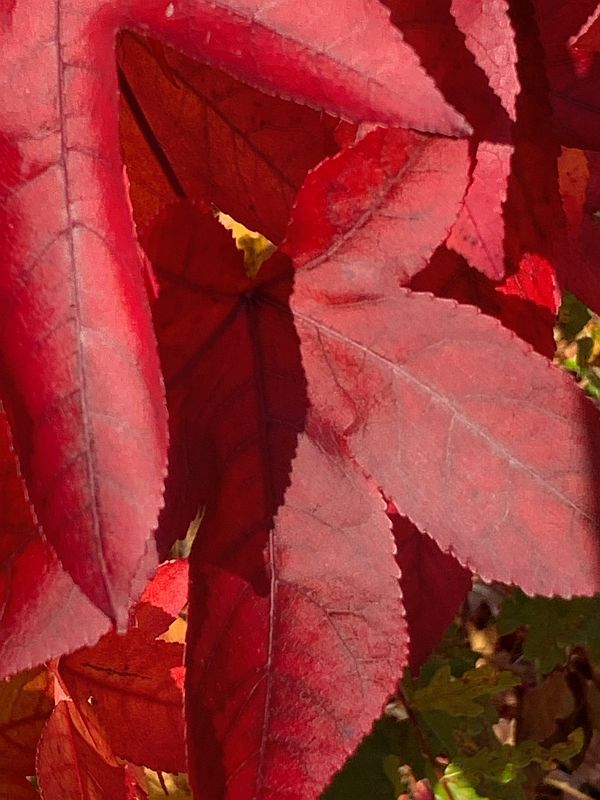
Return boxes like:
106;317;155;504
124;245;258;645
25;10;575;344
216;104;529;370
497;590;600;673
0;668;53;800
411;665;519;717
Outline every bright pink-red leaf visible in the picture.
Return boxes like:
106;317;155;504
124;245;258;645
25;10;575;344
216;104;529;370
36;701;143;800
139;558;188;617
0;668;53;799
282;128;470;285
0;410;110;679
450;0;518;121
447;141;513;280
284;188;600;596
59;629;185;773
143;203;407;799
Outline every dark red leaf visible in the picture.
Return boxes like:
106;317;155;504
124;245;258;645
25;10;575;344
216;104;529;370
536;0;600;149
143;202;407;799
390;509;472;672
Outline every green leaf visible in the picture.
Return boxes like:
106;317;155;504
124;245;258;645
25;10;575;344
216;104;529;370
411;664;520;717
497;590;600;673
321;716;424;800
445;730;584;800
559;292;591;339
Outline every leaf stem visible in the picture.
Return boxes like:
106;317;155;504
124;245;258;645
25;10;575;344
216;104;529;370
543;777;594;800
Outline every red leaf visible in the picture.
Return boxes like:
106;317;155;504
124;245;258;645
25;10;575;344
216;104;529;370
411;246;559;358
390;509;472;672
139;558;188;617
558;147;600;314
0;409;110;679
282;128;470;285
284;187;600;597
58;629;185;773
36;701;143;800
536;0;600;149
118;33;340;241
1;0;465;627
0;668;53;799
143;203;407;799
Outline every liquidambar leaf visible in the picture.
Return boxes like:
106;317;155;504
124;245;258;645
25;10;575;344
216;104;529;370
0;0;466;626
0;409;109;679
144;203;407;800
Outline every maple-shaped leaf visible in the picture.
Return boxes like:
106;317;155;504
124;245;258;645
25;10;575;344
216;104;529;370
36;700;146;800
145;185;600;798
283;164;600;600
143;202;407;799
0;0;467;628
0;408;110;679
0;668;53;800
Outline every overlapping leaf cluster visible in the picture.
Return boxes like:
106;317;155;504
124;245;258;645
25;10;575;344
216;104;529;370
3;0;600;797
